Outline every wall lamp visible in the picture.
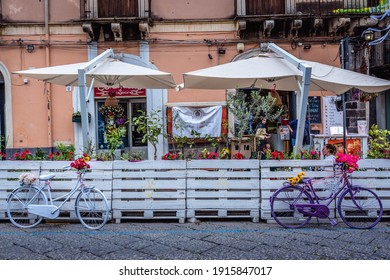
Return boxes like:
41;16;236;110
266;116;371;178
303;44;312;50
363;30;374;42
26;44;34;53
237;43;245;53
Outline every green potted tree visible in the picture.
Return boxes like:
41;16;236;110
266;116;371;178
106;126;127;160
132;109;163;160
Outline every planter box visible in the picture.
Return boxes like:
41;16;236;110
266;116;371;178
0;161;40;220
186;160;260;222
112;160;186;223
1;159;389;224
72;115;91;123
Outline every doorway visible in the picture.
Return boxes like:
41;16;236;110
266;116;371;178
96;98;147;156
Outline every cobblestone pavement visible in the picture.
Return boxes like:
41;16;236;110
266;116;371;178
1;220;389;260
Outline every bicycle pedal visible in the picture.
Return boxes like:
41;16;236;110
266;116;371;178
329;219;337;226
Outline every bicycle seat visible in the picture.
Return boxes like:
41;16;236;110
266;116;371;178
39;174;56;181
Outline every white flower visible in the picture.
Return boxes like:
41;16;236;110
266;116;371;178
19;172;37;185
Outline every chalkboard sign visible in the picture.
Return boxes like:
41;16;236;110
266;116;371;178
308;96;321;123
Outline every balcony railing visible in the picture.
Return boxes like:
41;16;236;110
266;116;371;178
370;40;390;68
245;0;384;16
81;0;149;19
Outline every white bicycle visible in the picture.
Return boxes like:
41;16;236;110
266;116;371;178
7;167;110;230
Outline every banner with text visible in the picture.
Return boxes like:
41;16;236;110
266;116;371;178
172;106;222;137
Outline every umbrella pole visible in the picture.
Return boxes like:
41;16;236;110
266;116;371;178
77;48;114;149
268;43;312;155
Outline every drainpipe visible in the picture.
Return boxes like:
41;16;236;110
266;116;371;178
44;0;53;148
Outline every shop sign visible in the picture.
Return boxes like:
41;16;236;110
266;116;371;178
94;87;146;98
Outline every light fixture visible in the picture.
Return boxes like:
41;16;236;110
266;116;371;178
363;30;374;42
303;44;312;50
26;44;34;53
237;42;245;53
218;48;226;54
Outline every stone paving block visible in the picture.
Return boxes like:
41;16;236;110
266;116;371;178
46;247;100;260
103;248;155;260
202;244;260;260
202;235;257;251
11;235;63;254
139;243;199;260
250;245;321;260
336;232;376;244
0;245;49;260
171;239;218;254
288;233;322;244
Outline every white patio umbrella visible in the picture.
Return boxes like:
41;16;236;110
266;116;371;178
14;58;176;89
183;44;390;152
14;49;176;148
184;53;390;95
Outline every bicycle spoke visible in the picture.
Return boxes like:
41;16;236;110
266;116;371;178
75;188;109;230
338;187;383;229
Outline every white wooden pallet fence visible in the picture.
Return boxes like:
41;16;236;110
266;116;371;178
339;159;390;219
0;161;40;219
186;160;260;222
112;160;186;223
0;159;389;224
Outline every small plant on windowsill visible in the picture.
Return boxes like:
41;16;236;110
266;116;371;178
72;111;91;123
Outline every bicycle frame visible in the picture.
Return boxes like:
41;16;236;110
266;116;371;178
304;170;350;207
43;170;87;210
20;169;87;213
293;169;360;219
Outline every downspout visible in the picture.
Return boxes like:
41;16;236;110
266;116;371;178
45;0;53;148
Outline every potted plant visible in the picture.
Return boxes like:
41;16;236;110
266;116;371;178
106;126;127;159
121;150;145;161
132;109;163;160
72;111;91;123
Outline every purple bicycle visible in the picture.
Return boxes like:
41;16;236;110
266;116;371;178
270;164;383;229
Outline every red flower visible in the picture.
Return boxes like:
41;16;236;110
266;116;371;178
271;150;284;160
232;152;244;159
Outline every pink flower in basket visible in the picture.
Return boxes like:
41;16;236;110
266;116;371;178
335;153;360;173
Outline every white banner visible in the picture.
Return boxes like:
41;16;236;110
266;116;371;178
172;106;222;137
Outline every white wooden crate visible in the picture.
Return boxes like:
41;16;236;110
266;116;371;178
0;161;41;220
112;160;186;223
39;161;113;221
336;159;390;219
260;160;338;223
186;160;260;222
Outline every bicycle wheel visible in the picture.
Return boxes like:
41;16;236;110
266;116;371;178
338;186;383;229
271;185;314;228
75;187;109;230
7;185;47;228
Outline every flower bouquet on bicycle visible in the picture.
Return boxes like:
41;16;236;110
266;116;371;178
270;153;383;229
7;153;110;230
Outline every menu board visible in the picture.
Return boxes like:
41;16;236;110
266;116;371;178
308;96;321;123
322;96;344;135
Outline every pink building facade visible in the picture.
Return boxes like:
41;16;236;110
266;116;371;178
0;0;383;158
